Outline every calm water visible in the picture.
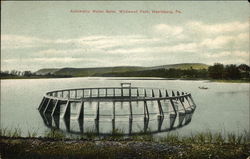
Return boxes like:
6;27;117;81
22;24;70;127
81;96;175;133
1;77;249;137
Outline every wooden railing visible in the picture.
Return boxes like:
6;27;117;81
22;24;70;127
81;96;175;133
38;86;196;121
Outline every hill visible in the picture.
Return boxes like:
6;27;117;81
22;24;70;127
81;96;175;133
36;66;145;77
35;63;209;77
149;63;209;70
35;68;60;75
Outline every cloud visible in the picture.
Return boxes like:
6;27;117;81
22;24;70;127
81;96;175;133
238;33;248;40
54;35;160;50
38;49;84;56
234;51;249;58
2;34;159;50
200;35;234;49
187;21;248;34
1;34;51;49
205;50;249;65
154;24;183;36
206;51;231;58
1;20;249;71
106;42;199;55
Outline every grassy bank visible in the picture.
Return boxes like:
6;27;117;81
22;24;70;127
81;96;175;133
1;137;249;159
1;128;250;159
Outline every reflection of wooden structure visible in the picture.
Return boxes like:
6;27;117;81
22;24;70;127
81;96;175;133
39;110;194;135
38;83;196;124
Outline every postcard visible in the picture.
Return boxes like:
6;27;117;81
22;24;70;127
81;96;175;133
1;1;249;159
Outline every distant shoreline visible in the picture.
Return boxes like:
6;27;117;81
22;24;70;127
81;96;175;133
1;76;249;83
2;63;249;83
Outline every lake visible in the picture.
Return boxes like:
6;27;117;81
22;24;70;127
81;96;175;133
1;77;249;137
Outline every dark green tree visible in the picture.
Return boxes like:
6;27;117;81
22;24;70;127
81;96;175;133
238;64;250;72
23;71;32;77
224;64;240;79
237;64;250;79
208;63;224;79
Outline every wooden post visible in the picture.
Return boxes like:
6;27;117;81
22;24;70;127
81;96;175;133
43;99;51;114
159;89;162;97
78;101;84;120
63;100;71;119
157;100;164;118
41;98;49;112
95;102;100;121
64;118;70;132
51;99;60;117
129;101;133;120
68;90;70;98
112;118;115;133
90;89;92;98
44;113;53;127
179;99;187;114
97;88;100;97
176;91;180;102
170;99;177;116
75;90;77;98
95;118;99;134
184;96;192;108
177;91;180;96
144;89;147;97
53;115;60;129
165;90;169;97
144;117;149;133
137;88;139;97
78;116;84;133
105;88;108;97
129;88;131;97
158;117;163;131
181;92;185;102
121;87;123;97
144;100;146;119
172;91;175;97
152;89;155;97
82;89;85;98
62;91;64;98
38;97;46;111
178;112;186;126
113;88;115;97
169;113;177;129
129;118;132;135
112;102;115;121
144;100;149;120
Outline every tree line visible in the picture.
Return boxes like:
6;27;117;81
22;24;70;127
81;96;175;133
208;63;249;80
0;70;72;79
100;63;250;80
1;70;34;77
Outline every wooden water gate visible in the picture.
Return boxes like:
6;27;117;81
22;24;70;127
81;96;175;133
38;83;196;121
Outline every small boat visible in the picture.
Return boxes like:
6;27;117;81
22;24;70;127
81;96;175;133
199;86;208;89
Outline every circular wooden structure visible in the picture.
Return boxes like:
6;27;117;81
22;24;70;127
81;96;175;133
38;83;196;121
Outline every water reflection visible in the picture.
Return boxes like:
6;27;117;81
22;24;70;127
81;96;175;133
39;110;194;135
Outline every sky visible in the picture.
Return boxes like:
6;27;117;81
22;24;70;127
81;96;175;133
1;1;249;71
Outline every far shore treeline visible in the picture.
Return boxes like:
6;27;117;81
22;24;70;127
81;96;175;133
1;63;249;82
